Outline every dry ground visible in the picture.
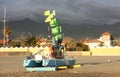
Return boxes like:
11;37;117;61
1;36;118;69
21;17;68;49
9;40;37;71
0;56;120;77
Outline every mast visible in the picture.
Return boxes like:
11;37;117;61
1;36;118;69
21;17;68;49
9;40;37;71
48;26;51;40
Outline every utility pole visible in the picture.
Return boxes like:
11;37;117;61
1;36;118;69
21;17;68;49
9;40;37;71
1;5;7;47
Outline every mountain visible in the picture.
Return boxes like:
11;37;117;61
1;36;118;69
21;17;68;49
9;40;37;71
62;22;120;39
0;18;120;40
0;18;49;39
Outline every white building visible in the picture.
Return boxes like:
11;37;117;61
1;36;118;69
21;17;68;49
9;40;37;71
84;32;112;48
84;39;101;48
99;32;112;47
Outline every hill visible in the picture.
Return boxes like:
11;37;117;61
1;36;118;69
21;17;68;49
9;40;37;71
0;18;120;40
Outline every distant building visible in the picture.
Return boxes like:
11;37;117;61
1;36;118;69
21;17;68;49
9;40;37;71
0;40;7;44
84;39;101;48
84;32;113;48
98;32;112;47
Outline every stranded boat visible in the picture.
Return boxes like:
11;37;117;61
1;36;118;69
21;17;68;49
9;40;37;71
23;45;76;67
23;44;76;71
23;10;76;71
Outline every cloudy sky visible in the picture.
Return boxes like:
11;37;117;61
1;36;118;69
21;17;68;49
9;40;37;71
1;0;120;25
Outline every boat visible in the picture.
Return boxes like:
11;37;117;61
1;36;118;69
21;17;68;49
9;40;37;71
23;10;76;71
23;48;76;67
23;45;76;72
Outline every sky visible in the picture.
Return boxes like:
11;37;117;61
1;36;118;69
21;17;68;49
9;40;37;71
1;0;120;25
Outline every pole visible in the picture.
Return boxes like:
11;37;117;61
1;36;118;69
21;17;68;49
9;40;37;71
48;27;51;40
3;5;6;47
0;0;7;47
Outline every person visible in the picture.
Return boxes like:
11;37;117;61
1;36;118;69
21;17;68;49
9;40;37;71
49;45;55;58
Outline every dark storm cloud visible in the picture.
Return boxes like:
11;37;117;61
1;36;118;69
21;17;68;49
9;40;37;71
64;0;120;24
1;0;120;24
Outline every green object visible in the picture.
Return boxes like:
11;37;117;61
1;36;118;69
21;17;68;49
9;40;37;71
44;10;63;42
54;33;62;41
50;18;59;27
53;18;59;26
51;26;62;35
50;20;57;27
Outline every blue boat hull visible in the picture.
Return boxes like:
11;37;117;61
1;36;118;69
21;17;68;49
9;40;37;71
23;59;42;67
47;59;75;67
23;59;75;67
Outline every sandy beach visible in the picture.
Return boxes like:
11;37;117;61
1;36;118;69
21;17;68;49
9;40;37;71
0;56;120;77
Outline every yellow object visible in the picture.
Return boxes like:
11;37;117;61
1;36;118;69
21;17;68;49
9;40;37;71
72;64;81;68
45;15;51;22
91;48;120;56
57;66;67;69
50;13;54;18
57;64;81;69
82;51;91;56
45;14;54;23
52;10;56;16
44;10;50;16
50;20;54;25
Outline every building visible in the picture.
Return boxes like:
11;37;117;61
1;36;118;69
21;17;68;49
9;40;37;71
98;32;112;47
84;32;112;48
84;39;101;48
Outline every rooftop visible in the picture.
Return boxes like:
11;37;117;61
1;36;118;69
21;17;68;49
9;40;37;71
102;32;111;36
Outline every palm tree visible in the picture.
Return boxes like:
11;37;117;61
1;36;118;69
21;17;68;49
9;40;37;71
3;26;12;46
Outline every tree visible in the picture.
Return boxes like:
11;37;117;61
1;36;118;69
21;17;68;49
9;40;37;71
3;26;12;46
99;42;104;47
21;35;39;47
82;45;90;51
63;37;90;51
76;41;90;51
9;40;21;47
63;37;76;51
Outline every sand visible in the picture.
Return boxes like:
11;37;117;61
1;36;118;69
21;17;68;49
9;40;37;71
0;56;120;77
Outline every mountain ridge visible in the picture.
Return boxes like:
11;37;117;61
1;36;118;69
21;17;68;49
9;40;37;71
0;18;120;40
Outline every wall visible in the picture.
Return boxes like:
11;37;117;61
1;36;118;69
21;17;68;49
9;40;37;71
91;47;120;56
66;51;91;57
0;47;120;56
0;47;49;56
